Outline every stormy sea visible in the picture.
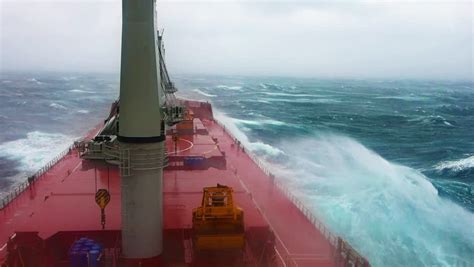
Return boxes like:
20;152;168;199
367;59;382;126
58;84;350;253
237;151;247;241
1;72;473;266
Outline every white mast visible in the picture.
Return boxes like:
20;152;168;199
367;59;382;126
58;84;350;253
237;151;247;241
118;0;166;259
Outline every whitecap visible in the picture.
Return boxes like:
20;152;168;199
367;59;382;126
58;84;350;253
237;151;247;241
77;109;90;114
375;95;427;101
435;156;474;172
262;97;340;104
262;92;316;97
214;111;284;158
0;131;76;173
216;85;242;90
62;76;78;81
27;78;43;85
234;118;286;127
193;89;216;97
49;103;67;110
69;89;93;94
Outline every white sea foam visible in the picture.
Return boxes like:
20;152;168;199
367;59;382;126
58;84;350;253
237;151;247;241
27;78;42;85
409;115;454;127
262;97;340;104
273;135;474;267
435;156;474;172
62;76;78;81
375;95;427;101
77;109;90;114
214;111;284;157
234;118;286;127
49;102;67;110
193;89;216;97
69;89;93;94
0;131;76;173
213;109;474;266
262;92;316;97
216;85;242;90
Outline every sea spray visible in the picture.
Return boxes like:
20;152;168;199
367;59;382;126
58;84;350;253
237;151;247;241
0;131;76;173
275;135;474;267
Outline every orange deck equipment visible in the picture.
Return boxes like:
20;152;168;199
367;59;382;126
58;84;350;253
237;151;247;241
192;184;245;251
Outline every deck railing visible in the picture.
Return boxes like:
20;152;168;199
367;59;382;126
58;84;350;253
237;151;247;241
215;119;370;267
0;141;80;210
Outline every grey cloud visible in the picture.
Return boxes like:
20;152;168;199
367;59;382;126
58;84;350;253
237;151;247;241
1;0;472;80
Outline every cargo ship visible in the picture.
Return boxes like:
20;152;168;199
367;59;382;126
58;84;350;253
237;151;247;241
0;1;370;266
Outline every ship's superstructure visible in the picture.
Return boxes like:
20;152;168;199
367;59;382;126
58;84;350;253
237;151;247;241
0;0;370;266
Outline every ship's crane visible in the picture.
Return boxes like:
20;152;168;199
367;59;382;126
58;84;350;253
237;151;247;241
192;184;245;251
157;31;185;126
80;31;185;162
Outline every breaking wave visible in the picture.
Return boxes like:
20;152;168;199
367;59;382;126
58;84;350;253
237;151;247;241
193;88;216;97
214;111;284;158
408;115;455;127
273;135;474;267
262;97;340;104
262;92;317;97
435;156;474;173
215;113;474;267
216;85;242;90
50;102;67;110
27;78;42;85
233;118;286;127
0;131;76;173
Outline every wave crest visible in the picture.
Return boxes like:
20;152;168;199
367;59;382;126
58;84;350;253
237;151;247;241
275;135;474;267
435;156;474;172
0;131;76;173
216;85;242;90
50;102;67;110
193;88;216;97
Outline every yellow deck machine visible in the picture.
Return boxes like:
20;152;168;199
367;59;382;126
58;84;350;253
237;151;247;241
192;184;245;252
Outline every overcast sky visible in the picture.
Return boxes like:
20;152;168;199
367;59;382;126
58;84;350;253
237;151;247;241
0;0;472;80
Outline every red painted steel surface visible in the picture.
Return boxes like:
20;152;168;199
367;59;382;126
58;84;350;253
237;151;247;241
0;102;341;266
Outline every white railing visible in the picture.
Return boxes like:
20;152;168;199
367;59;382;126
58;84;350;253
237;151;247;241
215;119;370;266
0;141;81;210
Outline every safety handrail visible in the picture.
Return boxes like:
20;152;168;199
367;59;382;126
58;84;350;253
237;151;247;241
0;141;80;210
214;119;370;267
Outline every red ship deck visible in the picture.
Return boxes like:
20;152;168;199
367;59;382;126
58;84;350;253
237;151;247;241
0;101;367;267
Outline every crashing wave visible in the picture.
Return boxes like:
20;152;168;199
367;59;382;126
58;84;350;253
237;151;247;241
273;135;474;267
0;131;76;173
214;111;284;158
215;104;474;267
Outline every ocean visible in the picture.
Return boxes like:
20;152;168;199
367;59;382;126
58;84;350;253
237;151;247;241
0;72;473;266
